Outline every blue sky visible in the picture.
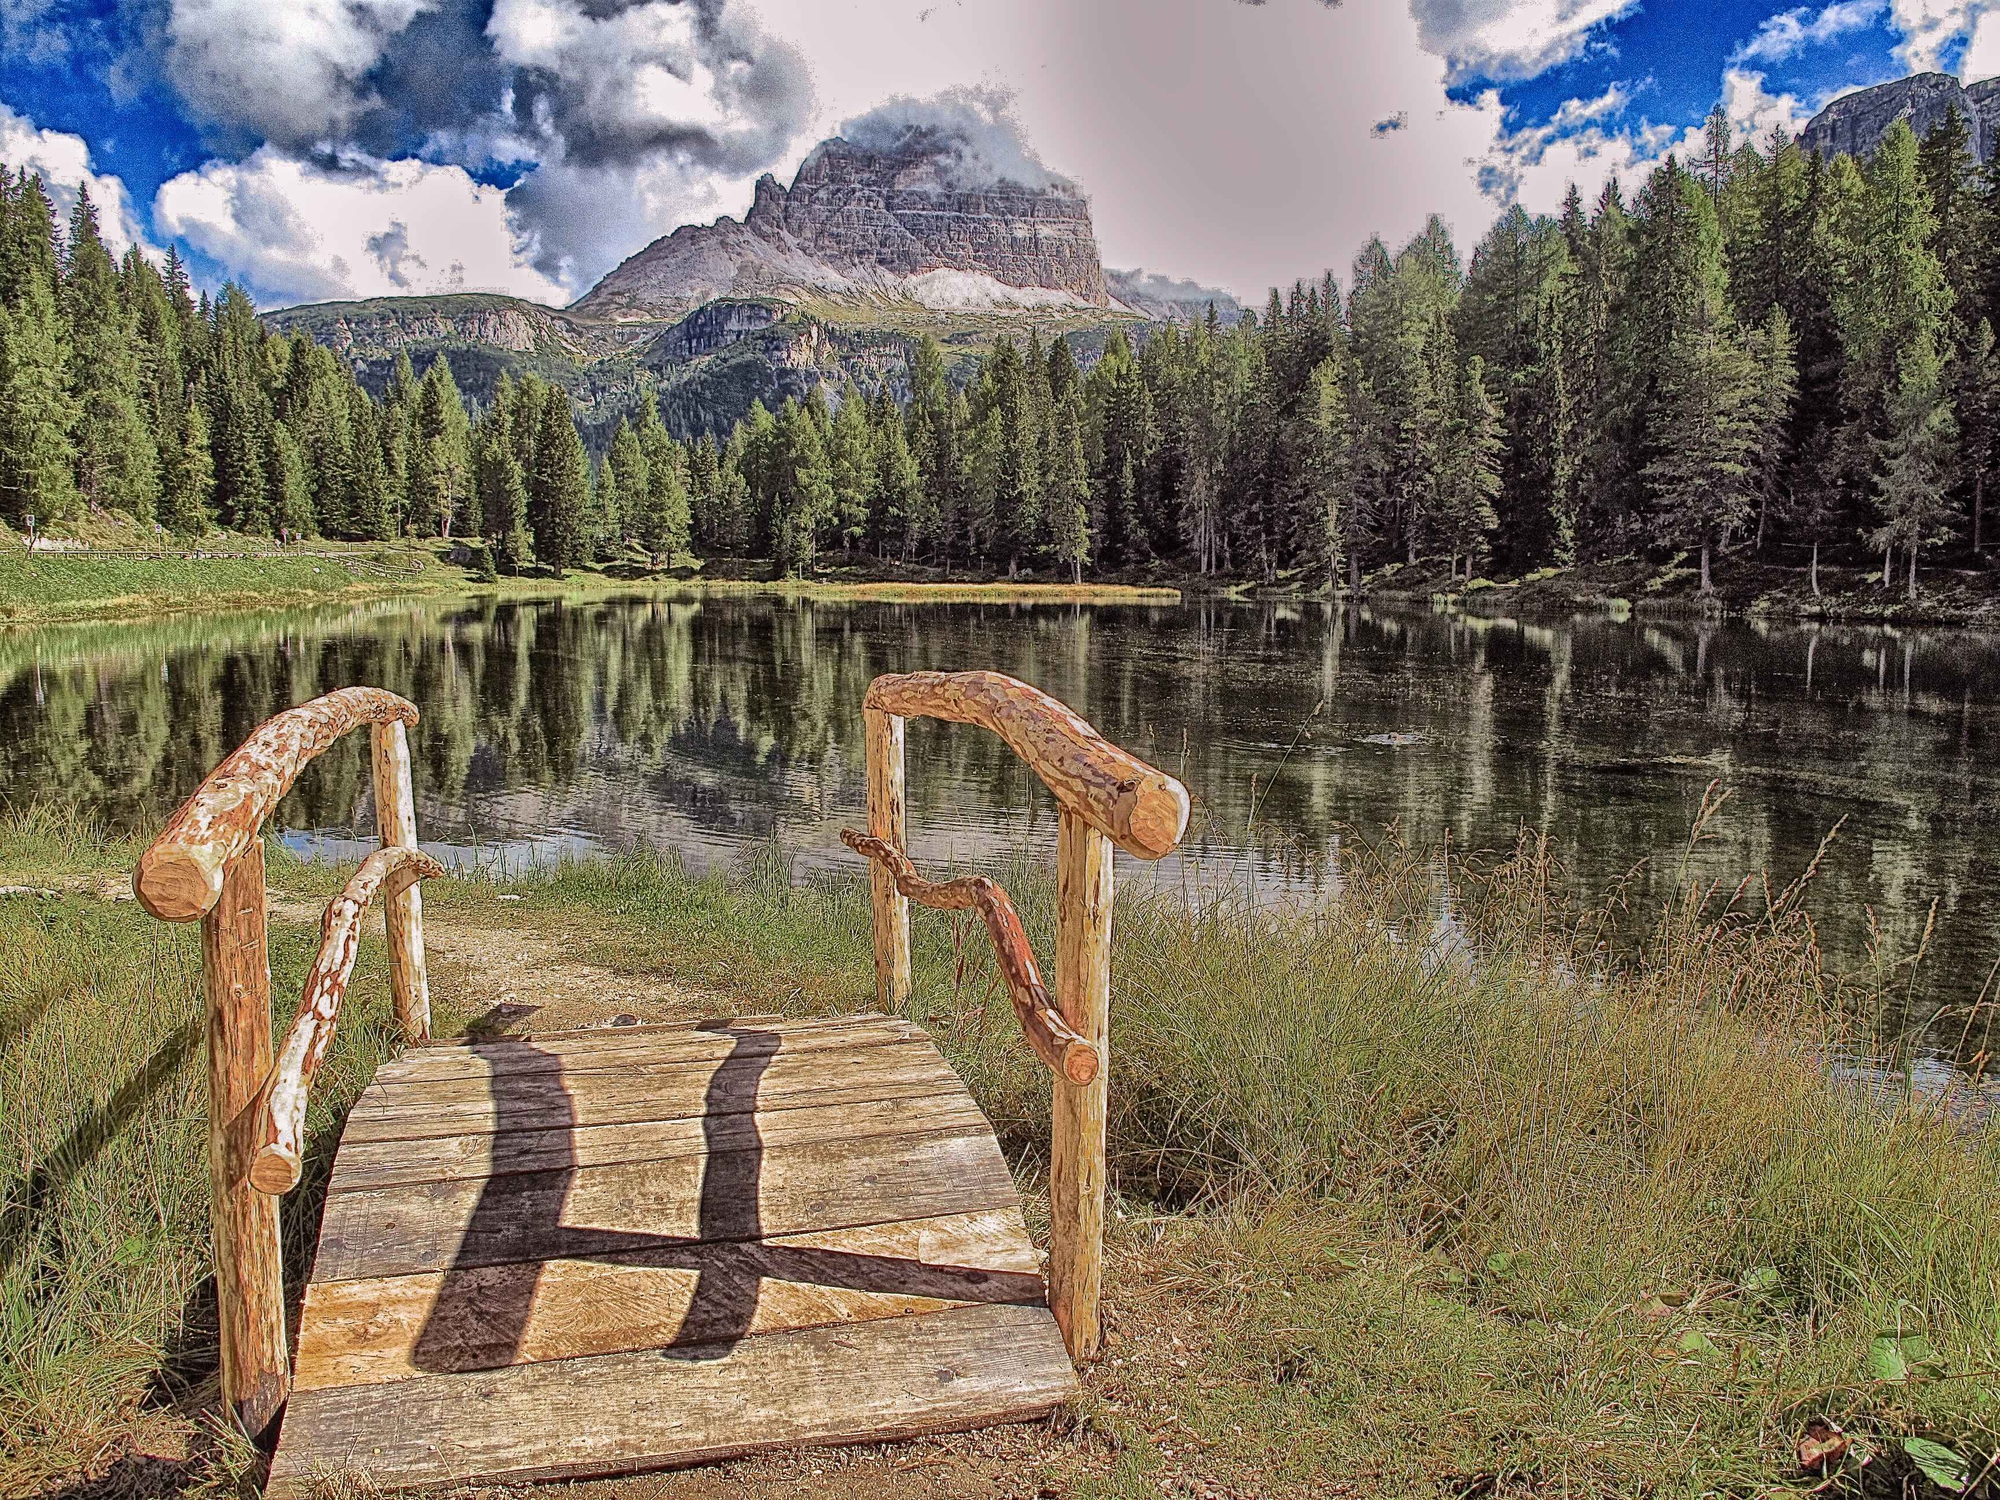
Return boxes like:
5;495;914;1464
0;0;1993;310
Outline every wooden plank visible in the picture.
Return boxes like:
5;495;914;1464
372;1016;918;1087
326;1088;989;1195
339;1040;961;1144
267;1301;1075;1497
311;1124;1017;1282
292;1207;1045;1390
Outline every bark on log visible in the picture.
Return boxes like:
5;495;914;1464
864;707;911;1009
840;831;1098;1085
251;847;446;1196
135;689;420;922
370;719;431;1042
201;841;290;1439
863;672;1188;861
1049;808;1113;1361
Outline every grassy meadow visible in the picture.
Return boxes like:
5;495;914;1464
1;804;1996;1498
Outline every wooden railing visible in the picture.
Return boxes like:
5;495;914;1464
133;688;438;1439
843;670;1189;1360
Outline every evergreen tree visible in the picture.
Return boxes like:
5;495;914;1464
0;275;77;525
530;384;589;574
1046;390;1091;582
827;386;876;553
1870;331;1958;597
771;397;835;575
159;399;214;536
62;189;157;519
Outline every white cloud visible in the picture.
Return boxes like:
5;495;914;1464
1963;6;2000;71
1888;0;2000;70
0;100;158;260
1406;0;1640;80
152;146;569;306
163;0;436;149
1716;67;1816;142
1479;84;1672;208
1731;0;1885;64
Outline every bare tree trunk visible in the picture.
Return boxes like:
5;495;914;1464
1700;542;1712;595
1348;549;1361;596
1976;473;1985;554
1907;545;1918;601
1882;549;1892;587
1810;540;1821;598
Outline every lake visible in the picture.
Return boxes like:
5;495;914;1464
3;591;1996;1070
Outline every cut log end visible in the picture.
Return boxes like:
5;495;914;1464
133;847;221;923
249;1145;303;1196
1061;1040;1101;1087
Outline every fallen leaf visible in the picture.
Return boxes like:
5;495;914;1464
1798;1418;1851;1472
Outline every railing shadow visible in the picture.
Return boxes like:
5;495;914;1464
0;1021;201;1276
408;1024;1043;1375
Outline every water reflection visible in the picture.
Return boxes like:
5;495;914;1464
2;593;1996;1066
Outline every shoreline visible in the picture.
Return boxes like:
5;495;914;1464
6;540;2000;630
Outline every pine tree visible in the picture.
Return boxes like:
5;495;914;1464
407;356;472;537
208;285;270;532
1644;316;1760;593
1046;391;1091;582
159;399;214;536
530;384;589;574
266;423;314;537
0;275;78;525
1870;331;1958;597
772;397;835;575
1962;319;2000;553
827;386;876;553
1440;355;1504;580
873;397;925;559
1746;305;1799;550
62;188;157;519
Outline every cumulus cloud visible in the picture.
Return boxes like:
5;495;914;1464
1408;0;1640;80
0;100;158;259
153;146;569;305
1966;7;2000;71
1731;0;1886;63
1477;83;1671;204
835;87;1066;190
163;0;437;150
489;0;811;172
1888;0;2000;70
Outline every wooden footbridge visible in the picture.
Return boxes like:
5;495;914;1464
132;673;1189;1492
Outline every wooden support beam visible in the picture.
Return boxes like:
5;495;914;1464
1048;807;1113;1361
864;706;911;1011
251;846;446;1196
371;719;430;1043
840;830;1098;1085
200;841;290;1440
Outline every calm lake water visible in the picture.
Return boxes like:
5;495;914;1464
3;592;1996;1070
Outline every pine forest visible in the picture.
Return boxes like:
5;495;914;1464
3;108;1998;599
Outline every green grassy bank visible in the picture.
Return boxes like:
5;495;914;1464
0;543;1181;627
1;811;1996;1498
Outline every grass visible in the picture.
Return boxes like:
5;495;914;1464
0;533;1181;628
1;810;1996;1498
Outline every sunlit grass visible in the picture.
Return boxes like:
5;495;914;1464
1;810;1995;1496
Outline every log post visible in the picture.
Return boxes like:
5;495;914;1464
199;840;290;1440
864;705;911;1010
1049;806;1114;1360
370;719;430;1042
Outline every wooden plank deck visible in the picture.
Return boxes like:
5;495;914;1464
266;1015;1076;1495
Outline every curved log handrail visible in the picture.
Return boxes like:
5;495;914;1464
250;846;447;1195
840;831;1098;1085
134;687;421;922
864;671;1189;861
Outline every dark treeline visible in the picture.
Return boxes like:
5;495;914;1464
693;109;2000;597
5;106;1998;596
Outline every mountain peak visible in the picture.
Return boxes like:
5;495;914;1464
571;130;1107;323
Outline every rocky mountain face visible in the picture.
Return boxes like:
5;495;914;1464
572;133;1109;321
266;130;1241;439
1801;71;1998;162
